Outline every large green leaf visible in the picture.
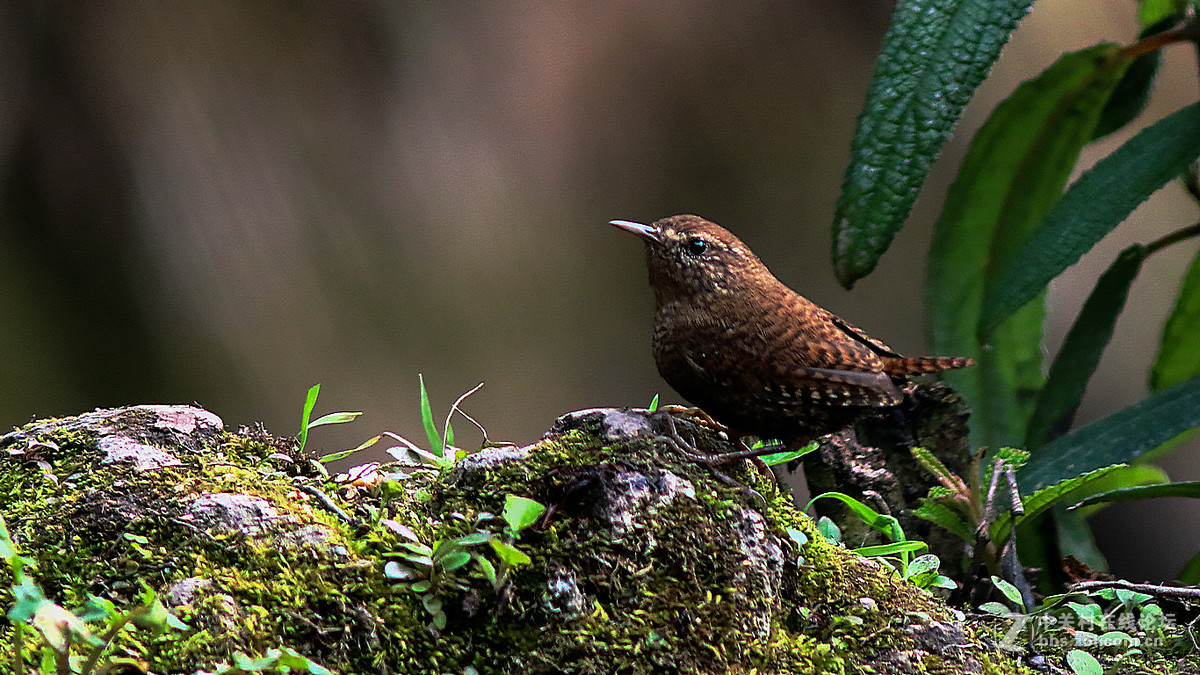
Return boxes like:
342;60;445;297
1152;246;1200;390
1025;245;1146;449
832;0;1033;288
927;44;1131;448
1073;480;1200;509
1019;377;1200;491
980;101;1200;337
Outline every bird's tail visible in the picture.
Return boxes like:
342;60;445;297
883;356;975;376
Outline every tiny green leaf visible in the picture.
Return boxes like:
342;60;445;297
454;532;493;546
503;495;546;534
913;499;973;541
906;554;941;577
648;393;659;412
419;374;443;456
308;411;363;428
991;575;1024;606
490;539;532;567
474;553;498;588
817;516;841;543
298;383;320;453
440;550;472;572
760;440;817;466
1066;649;1103;675
853;541;927;558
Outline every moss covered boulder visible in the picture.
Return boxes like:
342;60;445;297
0;404;1024;674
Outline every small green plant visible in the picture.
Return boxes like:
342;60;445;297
0;517;190;675
296;383;362;455
759;440;817;467
807;492;954;591
983;576;1178;675
197;648;333;675
381;494;545;632
318;376;485;471
911;446;1135;601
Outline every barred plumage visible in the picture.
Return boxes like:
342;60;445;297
613;214;974;457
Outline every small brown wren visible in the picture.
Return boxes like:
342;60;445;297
612;214;974;460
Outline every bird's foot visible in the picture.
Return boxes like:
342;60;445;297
653;413;767;506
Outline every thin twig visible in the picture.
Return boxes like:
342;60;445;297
1071;579;1200;602
444;382;486;445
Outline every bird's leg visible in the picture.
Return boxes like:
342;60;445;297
653;414;766;506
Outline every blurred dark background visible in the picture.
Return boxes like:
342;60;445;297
1;1;1196;581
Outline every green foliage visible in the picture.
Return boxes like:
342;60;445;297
502;495;546;534
381;494;544;632
1020;377;1200;492
759;440;817;467
837;0;1200;583
1024;246;1146;449
1071;479;1200;509
807;492;954;590
296;384;362;455
833;0;1033;287
321;376;485;470
982;576;1176;673
980;100;1200;336
0;517;195;675
927;43;1133;448
201;648;333;675
1153;233;1200;390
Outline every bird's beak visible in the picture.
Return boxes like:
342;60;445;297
610;219;660;243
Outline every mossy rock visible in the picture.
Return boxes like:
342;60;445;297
0;404;1027;674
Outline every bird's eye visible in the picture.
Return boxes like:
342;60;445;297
684;237;709;256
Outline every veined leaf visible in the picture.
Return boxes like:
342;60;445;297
832;0;1033;287
1025;245;1146;449
913;499;973;541
980;101;1200;336
1019;377;1200;491
927;44;1131;448
991;464;1124;545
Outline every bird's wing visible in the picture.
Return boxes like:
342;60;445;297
681;320;903;408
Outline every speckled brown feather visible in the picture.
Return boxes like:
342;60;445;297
614;214;974;451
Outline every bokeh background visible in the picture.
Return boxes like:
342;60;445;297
1;1;1196;581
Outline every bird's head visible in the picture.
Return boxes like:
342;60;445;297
611;215;772;303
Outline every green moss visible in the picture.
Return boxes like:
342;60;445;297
0;406;1041;674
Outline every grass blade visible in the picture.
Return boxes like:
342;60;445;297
418;374;443;456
